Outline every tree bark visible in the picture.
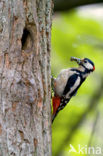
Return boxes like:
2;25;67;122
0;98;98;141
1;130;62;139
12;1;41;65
0;0;52;155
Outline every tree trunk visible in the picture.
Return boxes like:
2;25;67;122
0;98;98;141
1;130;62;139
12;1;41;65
0;0;52;155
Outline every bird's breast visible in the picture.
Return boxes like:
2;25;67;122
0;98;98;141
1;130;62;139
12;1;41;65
54;69;76;97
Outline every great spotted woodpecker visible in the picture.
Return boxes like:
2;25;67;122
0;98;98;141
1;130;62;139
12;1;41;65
52;57;95;123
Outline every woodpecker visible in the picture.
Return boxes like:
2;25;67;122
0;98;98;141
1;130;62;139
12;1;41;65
52;57;95;123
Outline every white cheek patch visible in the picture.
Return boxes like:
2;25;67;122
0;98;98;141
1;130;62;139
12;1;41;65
85;63;93;70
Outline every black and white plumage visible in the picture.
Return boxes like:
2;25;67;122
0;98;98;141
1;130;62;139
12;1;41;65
52;57;95;123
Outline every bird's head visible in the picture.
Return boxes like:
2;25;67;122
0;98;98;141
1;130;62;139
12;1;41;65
71;57;95;73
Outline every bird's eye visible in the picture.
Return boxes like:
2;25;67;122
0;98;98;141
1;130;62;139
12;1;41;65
84;60;87;63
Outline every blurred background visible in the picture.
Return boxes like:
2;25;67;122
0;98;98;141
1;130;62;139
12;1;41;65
52;1;103;156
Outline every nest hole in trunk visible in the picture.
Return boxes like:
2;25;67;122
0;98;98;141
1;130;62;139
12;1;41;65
21;28;33;51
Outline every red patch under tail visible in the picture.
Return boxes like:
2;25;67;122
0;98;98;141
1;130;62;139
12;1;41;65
52;96;61;115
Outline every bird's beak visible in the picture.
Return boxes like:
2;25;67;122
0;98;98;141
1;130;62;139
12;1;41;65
79;59;85;65
70;57;82;65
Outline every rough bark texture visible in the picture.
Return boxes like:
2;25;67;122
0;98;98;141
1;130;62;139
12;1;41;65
0;0;52;156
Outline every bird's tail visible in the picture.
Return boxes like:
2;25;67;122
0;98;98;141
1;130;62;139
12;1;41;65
52;114;55;123
52;112;58;123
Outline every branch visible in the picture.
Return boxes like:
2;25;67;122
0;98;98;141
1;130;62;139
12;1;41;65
88;111;99;147
56;77;103;156
54;0;103;12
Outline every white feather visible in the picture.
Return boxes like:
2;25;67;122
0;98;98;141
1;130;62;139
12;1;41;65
54;68;76;97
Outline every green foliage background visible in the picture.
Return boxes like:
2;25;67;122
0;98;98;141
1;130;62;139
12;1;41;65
51;9;103;156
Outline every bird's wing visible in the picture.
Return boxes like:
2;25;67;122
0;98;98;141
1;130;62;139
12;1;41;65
63;74;79;96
